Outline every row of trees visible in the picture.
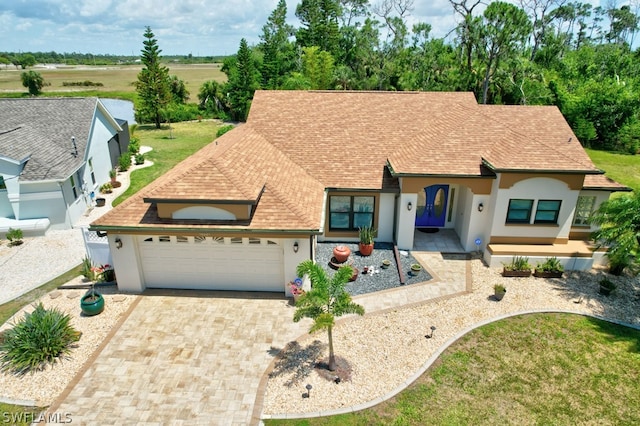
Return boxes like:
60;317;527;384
201;0;640;153
0;51;223;67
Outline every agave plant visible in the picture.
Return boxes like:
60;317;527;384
0;303;81;374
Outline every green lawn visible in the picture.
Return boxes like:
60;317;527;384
113;120;224;207
586;148;640;191
264;313;640;425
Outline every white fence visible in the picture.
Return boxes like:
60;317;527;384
81;227;112;266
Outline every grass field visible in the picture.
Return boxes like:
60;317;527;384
264;313;640;425
0;64;225;102
587;148;640;191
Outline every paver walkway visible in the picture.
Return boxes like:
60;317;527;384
51;291;312;425
48;252;470;425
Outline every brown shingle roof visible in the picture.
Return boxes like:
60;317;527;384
94;91;617;232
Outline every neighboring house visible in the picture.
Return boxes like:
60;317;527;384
91;91;628;295
0;97;131;233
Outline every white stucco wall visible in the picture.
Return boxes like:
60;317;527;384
283;237;313;296
109;234;146;293
87;107;120;190
396;192;417;250
489;176;579;241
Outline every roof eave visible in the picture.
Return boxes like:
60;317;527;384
88;224;323;234
143;198;257;205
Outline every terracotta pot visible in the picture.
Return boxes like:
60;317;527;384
333;245;351;263
359;243;374;256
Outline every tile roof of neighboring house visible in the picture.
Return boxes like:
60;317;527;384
93;91;615;233
0;97;99;181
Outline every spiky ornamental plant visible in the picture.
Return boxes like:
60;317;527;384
294;260;364;371
0;303;81;374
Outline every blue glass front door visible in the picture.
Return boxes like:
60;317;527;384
415;185;449;227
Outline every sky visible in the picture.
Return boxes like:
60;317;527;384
0;0;603;57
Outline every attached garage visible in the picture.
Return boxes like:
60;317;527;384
138;235;285;292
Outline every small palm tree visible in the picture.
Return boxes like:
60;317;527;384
294;260;365;371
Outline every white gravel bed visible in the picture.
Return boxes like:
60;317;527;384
0;280;137;407
263;260;640;416
0;230;86;305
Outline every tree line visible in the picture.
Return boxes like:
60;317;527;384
201;0;640;154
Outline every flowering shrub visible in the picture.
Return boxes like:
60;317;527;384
91;264;115;282
289;278;305;298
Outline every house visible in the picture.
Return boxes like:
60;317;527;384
0;97;131;233
91;91;628;295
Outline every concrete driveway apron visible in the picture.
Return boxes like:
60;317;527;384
52;290;310;425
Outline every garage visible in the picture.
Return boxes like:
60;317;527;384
137;235;284;292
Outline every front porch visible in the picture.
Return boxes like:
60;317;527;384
413;228;466;253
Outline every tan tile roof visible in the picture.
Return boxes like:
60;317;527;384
94;91;617;232
583;174;631;191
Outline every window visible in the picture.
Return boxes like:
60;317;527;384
573;196;596;226
534;200;561;224
0;176;6;190
506;199;533;224
329;195;374;230
70;175;79;199
88;159;96;185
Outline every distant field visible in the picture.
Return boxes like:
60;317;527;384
0;64;226;102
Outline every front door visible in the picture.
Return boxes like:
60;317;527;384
415;184;449;227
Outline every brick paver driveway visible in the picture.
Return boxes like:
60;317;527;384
53;290;309;425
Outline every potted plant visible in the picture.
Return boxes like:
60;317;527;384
80;284;105;316
358;226;376;256
494;283;507;301
502;256;532;277
109;169;117;184
534;257;564;278
410;263;422;276
598;278;616;296
381;259;391;269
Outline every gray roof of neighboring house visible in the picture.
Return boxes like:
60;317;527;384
0;97;100;181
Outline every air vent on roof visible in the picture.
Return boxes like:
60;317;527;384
71;136;78;157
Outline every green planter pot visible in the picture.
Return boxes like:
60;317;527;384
81;291;105;316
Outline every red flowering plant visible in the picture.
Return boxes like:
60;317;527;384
91;264;115;283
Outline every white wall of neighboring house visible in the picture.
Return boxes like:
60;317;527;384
87;106;120;191
19;181;68;227
489;176;579;241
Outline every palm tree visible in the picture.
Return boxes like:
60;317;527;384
294;260;365;371
590;191;640;275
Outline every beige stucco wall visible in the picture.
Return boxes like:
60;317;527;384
156;202;251;220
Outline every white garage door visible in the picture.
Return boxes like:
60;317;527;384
138;235;284;292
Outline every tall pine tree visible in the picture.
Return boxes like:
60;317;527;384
136;27;171;128
225;38;260;121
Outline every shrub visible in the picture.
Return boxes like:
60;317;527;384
216;124;235;138
135;153;145;165
0;303;81;374
128;137;140;155
503;256;531;272
537;257;564;272
118;153;132;172
494;283;506;293
99;183;113;194
6;228;23;246
81;256;94;280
